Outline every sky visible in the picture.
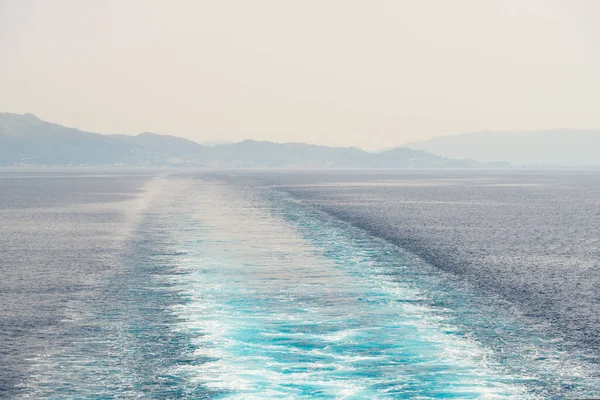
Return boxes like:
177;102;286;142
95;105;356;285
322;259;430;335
1;0;599;150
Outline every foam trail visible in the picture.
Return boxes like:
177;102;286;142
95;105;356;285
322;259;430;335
165;180;534;398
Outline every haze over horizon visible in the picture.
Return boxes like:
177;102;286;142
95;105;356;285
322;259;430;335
1;0;600;150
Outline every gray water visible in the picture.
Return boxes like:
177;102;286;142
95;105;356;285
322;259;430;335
0;169;598;398
251;170;600;351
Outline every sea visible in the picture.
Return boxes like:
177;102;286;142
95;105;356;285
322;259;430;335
0;169;598;399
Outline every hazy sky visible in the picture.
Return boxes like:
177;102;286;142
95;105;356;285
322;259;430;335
1;0;599;149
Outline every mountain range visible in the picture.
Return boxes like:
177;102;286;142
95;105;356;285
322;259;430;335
4;113;596;167
0;113;489;168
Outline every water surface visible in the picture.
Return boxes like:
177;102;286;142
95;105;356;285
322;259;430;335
1;169;598;398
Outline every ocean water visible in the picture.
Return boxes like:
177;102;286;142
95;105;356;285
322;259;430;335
0;169;598;399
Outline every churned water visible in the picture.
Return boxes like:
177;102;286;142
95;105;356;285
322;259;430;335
0;170;598;398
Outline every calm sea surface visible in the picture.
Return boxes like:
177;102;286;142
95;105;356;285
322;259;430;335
0;169;598;398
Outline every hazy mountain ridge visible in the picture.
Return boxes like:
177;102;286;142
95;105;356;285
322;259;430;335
405;130;600;166
1;113;489;168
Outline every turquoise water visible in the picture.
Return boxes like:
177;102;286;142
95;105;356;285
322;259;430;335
4;174;599;398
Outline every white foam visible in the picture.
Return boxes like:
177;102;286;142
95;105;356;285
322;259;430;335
157;179;534;398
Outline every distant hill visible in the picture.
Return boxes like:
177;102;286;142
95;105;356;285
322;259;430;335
0;113;490;168
0;113;138;165
404;130;600;166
